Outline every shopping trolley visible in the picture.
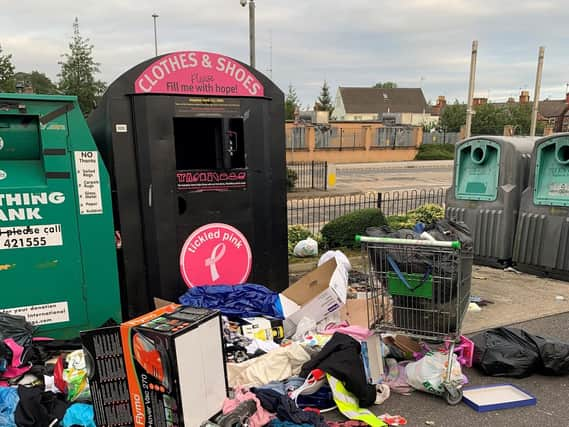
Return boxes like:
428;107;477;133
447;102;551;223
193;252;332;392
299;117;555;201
355;235;472;405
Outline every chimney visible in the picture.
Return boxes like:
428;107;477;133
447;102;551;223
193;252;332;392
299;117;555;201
507;97;516;104
566;92;569;104
519;90;530;104
436;96;447;107
473;97;488;106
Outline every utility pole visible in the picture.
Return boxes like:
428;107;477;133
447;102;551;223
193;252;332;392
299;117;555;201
249;0;256;68
152;13;159;57
465;40;478;139
530;46;545;137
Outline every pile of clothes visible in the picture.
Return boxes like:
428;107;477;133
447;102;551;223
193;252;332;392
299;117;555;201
0;313;97;427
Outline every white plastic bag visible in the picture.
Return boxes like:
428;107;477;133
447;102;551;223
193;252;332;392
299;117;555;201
405;351;463;394
318;250;352;272
293;237;318;257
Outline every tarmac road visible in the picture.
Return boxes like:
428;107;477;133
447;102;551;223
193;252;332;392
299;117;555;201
333;160;453;194
326;312;569;427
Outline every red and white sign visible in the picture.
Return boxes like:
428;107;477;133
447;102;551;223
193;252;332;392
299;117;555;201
179;223;252;287
135;51;264;97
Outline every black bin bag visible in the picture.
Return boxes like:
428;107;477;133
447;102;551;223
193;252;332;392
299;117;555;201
472;327;569;378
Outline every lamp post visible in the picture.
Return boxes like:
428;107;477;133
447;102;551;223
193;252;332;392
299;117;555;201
240;0;256;68
152;13;159;57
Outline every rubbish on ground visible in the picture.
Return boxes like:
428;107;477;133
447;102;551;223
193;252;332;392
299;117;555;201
239;317;285;342
227;343;311;388
300;333;377;408
179;283;284;318
378;413;407;426
62;403;96;427
473;275;487;280
382;358;414;395
555;295;566;301
62;350;90;402
503;266;522;274
468;302;482;312
204;399;258;427
339;298;372;329
469;296;493;306
382;336;421;360
318;250;352;272
81;304;227;427
221;388;274;427
445;336;474;368
280;258;348;336
361;334;385;384
405;351;463;395
472;327;569;378
462;384;537;412
252;387;328;427
327;374;387;427
0;386;19;427
425;421;435;426
294;238;319;257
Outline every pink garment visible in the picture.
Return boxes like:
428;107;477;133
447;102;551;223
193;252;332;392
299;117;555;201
2;338;32;379
321;323;373;342
222;386;275;427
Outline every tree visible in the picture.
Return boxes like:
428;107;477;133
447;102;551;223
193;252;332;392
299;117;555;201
0;44;15;92
373;81;397;89
439;101;466;132
14;71;58;94
285;84;300;121
471;103;508;135
314;81;334;115
58;17;106;115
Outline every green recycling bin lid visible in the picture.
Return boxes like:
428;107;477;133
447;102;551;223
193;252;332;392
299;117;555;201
534;136;569;207
455;139;501;201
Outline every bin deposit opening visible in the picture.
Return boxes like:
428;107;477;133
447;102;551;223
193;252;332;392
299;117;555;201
472;147;485;164
557;144;569;164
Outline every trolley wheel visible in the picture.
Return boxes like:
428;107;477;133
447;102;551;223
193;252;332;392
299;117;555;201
444;387;463;405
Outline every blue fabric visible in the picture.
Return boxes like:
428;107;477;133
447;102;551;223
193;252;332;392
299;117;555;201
179;284;284;318
269;420;312;427
0;387;19;427
256;376;306;395
62;403;95;427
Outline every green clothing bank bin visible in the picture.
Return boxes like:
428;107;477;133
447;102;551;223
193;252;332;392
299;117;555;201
0;93;121;338
446;136;537;266
513;133;569;279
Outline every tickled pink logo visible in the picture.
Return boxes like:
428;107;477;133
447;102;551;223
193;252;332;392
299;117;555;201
180;223;252;287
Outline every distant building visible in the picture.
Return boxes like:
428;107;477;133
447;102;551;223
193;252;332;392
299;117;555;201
493;90;569;132
333;87;436;126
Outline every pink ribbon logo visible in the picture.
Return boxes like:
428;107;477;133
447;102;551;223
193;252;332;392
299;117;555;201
205;243;226;282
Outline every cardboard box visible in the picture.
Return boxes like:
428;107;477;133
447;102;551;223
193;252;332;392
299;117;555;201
281;258;347;333
81;304;227;427
340;298;371;329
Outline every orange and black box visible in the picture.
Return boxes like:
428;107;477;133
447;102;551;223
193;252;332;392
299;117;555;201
81;304;228;427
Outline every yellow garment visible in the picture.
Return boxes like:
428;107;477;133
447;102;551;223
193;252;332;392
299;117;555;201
327;374;387;427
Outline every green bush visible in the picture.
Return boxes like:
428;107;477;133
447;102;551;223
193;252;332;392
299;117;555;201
409;204;444;225
288;225;320;255
386;204;445;230
415;144;455;160
321;208;387;249
387;214;415;230
287;168;298;191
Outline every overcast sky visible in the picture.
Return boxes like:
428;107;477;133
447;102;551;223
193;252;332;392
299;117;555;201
2;0;568;106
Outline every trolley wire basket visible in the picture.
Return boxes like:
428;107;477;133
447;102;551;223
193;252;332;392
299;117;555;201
356;234;473;404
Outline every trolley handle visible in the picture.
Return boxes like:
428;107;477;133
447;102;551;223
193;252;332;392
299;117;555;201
355;235;461;249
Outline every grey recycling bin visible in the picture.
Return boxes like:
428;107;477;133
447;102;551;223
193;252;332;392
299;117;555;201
446;136;537;266
513;133;569;280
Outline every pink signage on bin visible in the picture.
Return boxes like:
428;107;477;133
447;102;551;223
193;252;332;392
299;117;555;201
134;51;264;97
179;223;252;287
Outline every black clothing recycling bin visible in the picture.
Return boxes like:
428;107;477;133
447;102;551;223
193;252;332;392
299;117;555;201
89;51;288;317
